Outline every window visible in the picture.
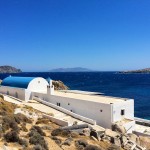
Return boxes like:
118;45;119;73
7;91;9;95
121;109;125;116
57;103;60;106
38;81;40;83
15;92;18;98
68;103;70;105
100;109;103;112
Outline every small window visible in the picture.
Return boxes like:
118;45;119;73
15;92;18;98
68;103;70;105
38;81;40;83
7;91;9;95
57;103;60;106
100;110;103;112
121;109;125;116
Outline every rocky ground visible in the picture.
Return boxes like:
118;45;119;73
0;94;149;150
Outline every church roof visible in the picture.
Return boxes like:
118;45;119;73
1;76;35;89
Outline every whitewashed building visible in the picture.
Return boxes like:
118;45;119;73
0;76;54;101
0;76;135;132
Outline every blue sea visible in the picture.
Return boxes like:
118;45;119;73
0;72;150;119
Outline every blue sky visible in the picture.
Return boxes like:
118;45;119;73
0;0;150;71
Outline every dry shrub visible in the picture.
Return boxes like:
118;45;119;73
29;131;48;150
0;97;16;115
41;125;51;130
2;115;19;132
31;126;46;136
4;131;19;142
51;128;71;137
85;145;102;150
21;123;28;132
36;118;50;125
0;94;4;100
18;138;28;147
75;139;88;149
71;131;79;138
14;113;32;124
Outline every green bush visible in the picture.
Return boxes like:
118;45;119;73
4;131;19;142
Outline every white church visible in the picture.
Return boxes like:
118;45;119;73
0;76;135;133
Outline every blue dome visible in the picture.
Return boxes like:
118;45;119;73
1;76;36;89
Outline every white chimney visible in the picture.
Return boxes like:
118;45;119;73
47;80;54;95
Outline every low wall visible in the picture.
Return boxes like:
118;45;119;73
135;117;150;127
33;97;96;125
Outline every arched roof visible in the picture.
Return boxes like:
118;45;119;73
1;76;36;89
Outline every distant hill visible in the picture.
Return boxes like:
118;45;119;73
49;67;92;72
0;66;22;73
120;68;150;73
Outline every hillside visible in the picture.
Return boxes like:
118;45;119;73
50;67;92;72
0;66;22;73
121;68;150;73
0;94;149;150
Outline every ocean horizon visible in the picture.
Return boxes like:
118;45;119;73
0;71;150;120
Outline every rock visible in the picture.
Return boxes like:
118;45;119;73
90;130;104;141
91;136;98;141
127;133;140;144
52;80;69;90
112;123;126;134
120;135;128;146
75;139;88;149
113;138;121;147
63;137;73;146
83;128;91;136
105;129;120;138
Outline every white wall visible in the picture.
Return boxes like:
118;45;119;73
0;86;25;100
27;77;48;93
112;100;134;122
32;92;112;128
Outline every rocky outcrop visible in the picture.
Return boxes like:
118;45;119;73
120;68;150;74
52;80;69;90
0;66;22;73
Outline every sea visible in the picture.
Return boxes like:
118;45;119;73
0;72;150;120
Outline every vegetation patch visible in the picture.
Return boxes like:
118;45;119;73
4;131;19;142
51;128;71;137
36;118;50;125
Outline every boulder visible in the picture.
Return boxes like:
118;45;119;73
127;133;140;144
63;137;73;146
90;130;104;141
112;123;126;134
105;129;120;138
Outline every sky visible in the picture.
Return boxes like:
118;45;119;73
0;0;150;71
